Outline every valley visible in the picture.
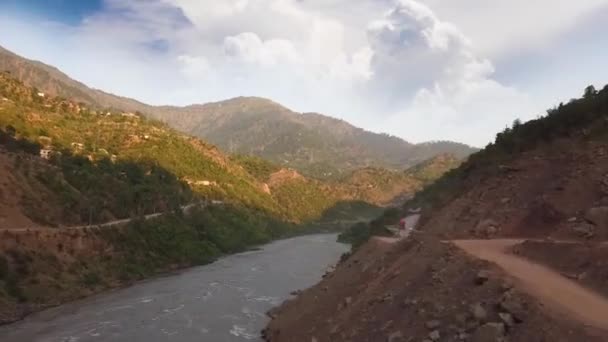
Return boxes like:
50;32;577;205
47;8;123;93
0;7;606;340
0;50;463;327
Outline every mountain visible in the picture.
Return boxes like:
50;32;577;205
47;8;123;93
265;84;608;342
0;70;467;322
0;45;477;178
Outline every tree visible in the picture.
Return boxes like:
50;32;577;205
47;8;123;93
584;85;598;99
512;118;522;129
5;125;16;137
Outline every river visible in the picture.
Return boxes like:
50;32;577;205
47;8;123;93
0;234;348;342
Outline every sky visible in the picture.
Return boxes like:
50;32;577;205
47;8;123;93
1;0;607;147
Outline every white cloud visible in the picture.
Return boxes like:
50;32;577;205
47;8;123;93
357;0;536;145
2;0;606;146
177;54;210;77
223;32;300;66
419;0;608;57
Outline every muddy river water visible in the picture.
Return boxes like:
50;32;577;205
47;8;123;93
0;234;348;342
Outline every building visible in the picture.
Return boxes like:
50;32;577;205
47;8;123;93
71;142;84;151
39;149;53;160
121;112;139;119
36;92;45;97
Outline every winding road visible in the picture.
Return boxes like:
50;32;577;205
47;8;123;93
451;239;608;332
0;203;200;232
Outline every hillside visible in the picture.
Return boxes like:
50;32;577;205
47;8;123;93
0;46;476;179
264;84;608;341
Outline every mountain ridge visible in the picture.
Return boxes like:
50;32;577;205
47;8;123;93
0;45;477;178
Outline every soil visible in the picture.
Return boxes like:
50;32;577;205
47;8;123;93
265;138;608;341
0;151;38;229
454;239;608;332
513;240;608;298
264;236;607;341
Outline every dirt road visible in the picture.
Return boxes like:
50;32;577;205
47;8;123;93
0;203;200;232
452;239;608;332
373;214;420;244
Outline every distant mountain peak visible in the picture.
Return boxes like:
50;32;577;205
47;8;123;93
0;45;477;178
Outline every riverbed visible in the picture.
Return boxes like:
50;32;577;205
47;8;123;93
0;234;348;342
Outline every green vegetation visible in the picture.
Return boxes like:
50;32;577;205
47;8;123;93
406;84;608;213
337;207;401;248
230;154;280;181
0;45;476;180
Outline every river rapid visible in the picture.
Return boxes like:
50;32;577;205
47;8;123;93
0;234;348;342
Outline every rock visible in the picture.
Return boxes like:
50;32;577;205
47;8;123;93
471;323;505;342
387;331;404;342
311;338;318;342
572;223;595;238
475;219;500;237
584;207;608;228
475;270;491;285
500;197;511;204
380;293;394;303
429;330;441;341
344;297;352;306
499;312;515;327
471;303;487;321
567;217;577;223
499;290;526;321
426;320;441;329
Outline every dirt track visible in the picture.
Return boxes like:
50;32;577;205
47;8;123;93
0;203;199;232
452;239;608;332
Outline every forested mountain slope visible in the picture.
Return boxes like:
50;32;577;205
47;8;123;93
0;45;476;179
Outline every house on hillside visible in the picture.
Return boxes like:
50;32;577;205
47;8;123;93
36;92;45;98
71;142;84;151
39;149;53;160
121;112;139;119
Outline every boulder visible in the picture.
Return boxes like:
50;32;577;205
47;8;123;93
429;330;441;341
475;219;500;237
499;312;515;327
499;290;526;322
471;303;487;321
572;223;595;238
426;320;441;330
585;207;608;228
387;331;404;342
475;270;491;285
471;323;506;342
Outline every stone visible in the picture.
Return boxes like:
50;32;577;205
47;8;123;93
499;312;515;327
344;297;352;306
471;323;505;342
429;330;441;341
500;197;511;204
426;320;441;329
499;290;526;321
311;338;318;342
584;207;608;228
387;331;404;342
567;217;577;223
475;219;500;237
572;223;595;238
471;303;487;321
475;270;491;285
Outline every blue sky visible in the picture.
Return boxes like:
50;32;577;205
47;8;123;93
0;0;103;24
1;0;607;146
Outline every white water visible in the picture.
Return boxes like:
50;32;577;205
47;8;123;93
0;234;348;342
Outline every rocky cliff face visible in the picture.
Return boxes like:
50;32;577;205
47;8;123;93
264;87;608;341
